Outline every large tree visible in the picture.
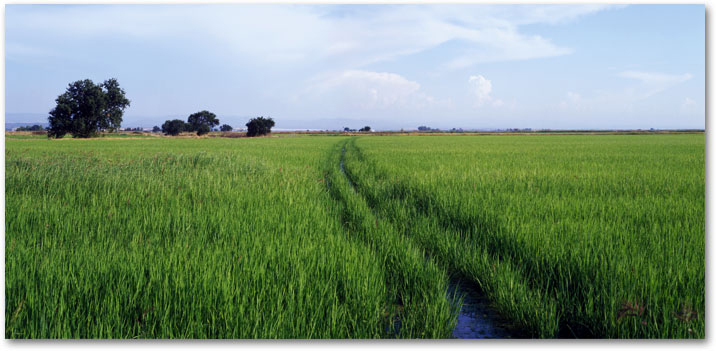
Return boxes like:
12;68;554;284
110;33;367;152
187;110;219;136
47;78;130;138
246;117;275;137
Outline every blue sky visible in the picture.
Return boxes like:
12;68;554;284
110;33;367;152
5;4;705;130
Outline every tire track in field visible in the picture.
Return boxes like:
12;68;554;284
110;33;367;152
343;138;600;338
340;146;353;188
323;139;458;338
337;137;518;339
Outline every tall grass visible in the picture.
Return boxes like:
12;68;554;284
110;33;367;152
322;140;458;338
342;135;704;338
6;138;395;338
6;134;703;338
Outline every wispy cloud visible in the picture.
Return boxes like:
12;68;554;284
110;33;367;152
8;4;702;130
557;70;697;122
6;4;616;70
619;70;693;98
619;70;693;85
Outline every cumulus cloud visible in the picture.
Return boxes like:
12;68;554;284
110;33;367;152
7;4;638;128
469;75;492;105
313;70;420;109
298;70;447;112
468;75;503;107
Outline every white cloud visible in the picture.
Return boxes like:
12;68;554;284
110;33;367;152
468;75;503;107
316;70;420;109
6;4;616;69
560;71;693;110
618;70;693;98
481;4;624;26
298;70;446;112
469;75;492;105
619;71;693;85
443;29;573;70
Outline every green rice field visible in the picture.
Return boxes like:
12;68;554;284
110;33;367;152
4;133;704;338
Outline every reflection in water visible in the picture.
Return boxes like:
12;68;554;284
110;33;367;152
450;278;515;339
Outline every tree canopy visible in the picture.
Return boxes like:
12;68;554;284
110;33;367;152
246;117;275;137
162;119;187;136
220;124;233;132
187;110;219;136
47;78;130;138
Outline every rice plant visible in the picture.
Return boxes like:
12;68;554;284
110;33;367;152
5;134;703;338
342;134;704;338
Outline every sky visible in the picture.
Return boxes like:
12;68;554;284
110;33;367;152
4;4;705;130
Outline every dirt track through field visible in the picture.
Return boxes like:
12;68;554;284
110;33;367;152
336;138;518;339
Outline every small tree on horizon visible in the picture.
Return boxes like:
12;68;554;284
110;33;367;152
162;119;187;136
359;126;371;132
220;124;233;132
246;117;275;137
16;125;45;131
152;126;161;133
187;110;219;136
